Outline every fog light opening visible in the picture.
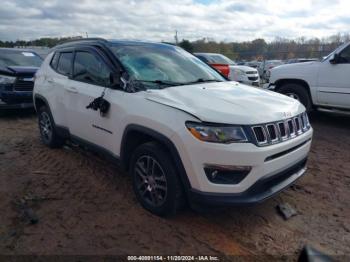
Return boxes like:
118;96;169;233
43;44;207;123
204;164;251;184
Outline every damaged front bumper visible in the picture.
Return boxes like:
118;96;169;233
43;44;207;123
189;157;307;206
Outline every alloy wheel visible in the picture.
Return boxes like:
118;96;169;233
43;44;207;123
134;155;168;207
39;111;53;143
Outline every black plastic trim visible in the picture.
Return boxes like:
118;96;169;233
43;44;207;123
265;138;311;162
33;94;50;111
189;158;308;206
54;124;120;165
70;134;121;165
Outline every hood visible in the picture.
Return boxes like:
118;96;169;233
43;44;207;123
0;66;38;77
272;61;318;72
229;65;257;72
270;61;320;82
145;81;304;125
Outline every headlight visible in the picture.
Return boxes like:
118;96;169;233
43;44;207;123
234;69;245;76
186;122;248;143
0;74;16;85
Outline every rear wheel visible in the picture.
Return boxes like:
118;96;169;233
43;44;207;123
278;83;312;112
130;142;184;216
38;106;64;148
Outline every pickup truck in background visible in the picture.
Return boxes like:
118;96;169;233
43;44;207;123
268;42;350;113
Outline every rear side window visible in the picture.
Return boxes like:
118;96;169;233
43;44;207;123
50;52;59;69
57;52;73;76
73;51;111;86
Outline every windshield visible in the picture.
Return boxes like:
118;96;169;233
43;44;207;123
322;42;349;62
110;43;225;89
206;54;235;65
0;50;43;68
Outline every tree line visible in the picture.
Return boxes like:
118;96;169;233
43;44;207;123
1;33;349;61
179;33;350;61
0;36;83;49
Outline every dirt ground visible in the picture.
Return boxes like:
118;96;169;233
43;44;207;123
0;109;349;260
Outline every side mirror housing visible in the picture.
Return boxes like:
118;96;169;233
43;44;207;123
330;53;339;64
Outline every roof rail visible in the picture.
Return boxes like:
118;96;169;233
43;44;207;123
55;37;107;47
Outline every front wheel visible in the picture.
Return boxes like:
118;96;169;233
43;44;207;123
278;83;312;112
130;142;184;216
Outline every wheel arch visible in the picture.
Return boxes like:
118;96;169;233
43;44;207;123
120;124;191;192
34;94;50;112
274;78;313;104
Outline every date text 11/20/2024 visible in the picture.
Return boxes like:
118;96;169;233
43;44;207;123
127;255;219;261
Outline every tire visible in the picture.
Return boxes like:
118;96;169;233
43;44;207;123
130;142;185;216
38;106;64;148
278;83;312;112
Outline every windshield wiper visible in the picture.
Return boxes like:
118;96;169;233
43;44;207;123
135;78;223;89
181;78;223;85
136;79;183;87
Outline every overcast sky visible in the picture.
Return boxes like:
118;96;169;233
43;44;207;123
0;0;349;42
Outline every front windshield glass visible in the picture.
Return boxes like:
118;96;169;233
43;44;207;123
110;43;225;89
0;50;43;68
322;42;348;62
208;54;235;65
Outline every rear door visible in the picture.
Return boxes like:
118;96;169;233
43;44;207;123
46;50;73;127
64;47;120;152
317;44;350;109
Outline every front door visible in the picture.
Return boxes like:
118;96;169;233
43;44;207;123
317;44;350;109
64;49;119;153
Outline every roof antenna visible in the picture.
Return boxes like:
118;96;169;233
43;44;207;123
174;30;178;45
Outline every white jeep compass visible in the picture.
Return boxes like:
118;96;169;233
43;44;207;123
33;38;313;216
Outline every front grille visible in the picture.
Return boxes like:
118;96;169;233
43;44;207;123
251;112;311;146
246;71;257;75
248;76;259;81
287;119;295;137
266;124;278;142
252;126;267;144
13;80;34;91
278;122;287;139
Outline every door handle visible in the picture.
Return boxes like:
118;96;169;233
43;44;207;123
47;78;54;83
66;87;78;93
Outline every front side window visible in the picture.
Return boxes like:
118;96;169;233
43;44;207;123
50;52;59;70
73;51;111;86
338;45;350;63
57;52;73;76
0;50;42;68
110;43;225;89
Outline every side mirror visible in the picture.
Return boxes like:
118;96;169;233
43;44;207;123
330;53;339;64
109;71;121;89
